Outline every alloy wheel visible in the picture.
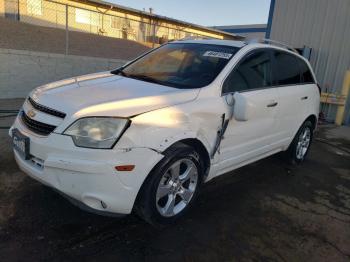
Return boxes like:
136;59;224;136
296;127;311;160
156;158;198;217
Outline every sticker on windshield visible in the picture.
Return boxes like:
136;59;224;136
203;51;233;59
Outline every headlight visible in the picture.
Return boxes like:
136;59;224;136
63;117;130;149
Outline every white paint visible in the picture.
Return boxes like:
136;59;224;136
10;40;320;216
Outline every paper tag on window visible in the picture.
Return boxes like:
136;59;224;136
203;51;233;59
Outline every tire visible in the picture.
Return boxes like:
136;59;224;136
135;143;203;226
286;120;314;165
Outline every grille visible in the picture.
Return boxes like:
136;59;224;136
28;97;66;118
21;111;57;136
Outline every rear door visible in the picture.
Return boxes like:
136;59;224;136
218;49;280;171
271;50;315;144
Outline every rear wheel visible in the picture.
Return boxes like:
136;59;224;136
135;144;203;226
287;120;314;164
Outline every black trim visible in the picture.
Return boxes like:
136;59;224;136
21;111;57;136
28;97;66;119
224;82;318;95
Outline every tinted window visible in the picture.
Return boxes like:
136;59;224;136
222;50;272;93
298;59;315;83
119;43;239;89
273;51;301;85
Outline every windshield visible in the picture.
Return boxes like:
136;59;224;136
114;43;239;89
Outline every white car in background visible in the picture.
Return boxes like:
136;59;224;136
10;39;320;225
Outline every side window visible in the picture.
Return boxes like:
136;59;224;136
298;59;315;83
222;50;272;94
273;51;301;85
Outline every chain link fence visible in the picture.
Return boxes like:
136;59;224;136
2;0;219;54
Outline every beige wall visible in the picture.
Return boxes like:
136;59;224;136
0;0;5;17
8;0;226;42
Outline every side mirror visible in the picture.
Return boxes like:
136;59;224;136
233;92;250;121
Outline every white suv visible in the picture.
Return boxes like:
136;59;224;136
10;40;320;225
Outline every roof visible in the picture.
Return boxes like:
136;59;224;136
171;39;304;58
172;39;246;48
71;0;240;39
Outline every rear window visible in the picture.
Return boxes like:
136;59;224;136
298;59;315;83
272;51;301;85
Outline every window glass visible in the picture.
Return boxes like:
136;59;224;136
222;50;272;93
121;43;239;89
75;8;99;26
273;51;301;85
298;59;315;83
27;0;42;16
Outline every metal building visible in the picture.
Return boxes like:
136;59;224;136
212;24;267;40
267;0;350;124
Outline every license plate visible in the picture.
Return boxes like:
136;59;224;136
12;129;30;160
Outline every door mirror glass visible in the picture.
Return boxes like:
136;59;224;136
225;93;235;119
225;93;235;106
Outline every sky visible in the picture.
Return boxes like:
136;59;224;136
108;0;271;26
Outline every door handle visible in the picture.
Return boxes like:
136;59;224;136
301;96;308;100
267;102;278;107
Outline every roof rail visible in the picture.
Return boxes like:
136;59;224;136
178;36;214;41
247;38;299;53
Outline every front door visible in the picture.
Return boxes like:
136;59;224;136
218;49;280;172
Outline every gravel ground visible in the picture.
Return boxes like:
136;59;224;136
0;102;349;261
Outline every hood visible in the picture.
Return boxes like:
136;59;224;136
30;72;200;118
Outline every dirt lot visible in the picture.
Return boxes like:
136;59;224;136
0;103;350;261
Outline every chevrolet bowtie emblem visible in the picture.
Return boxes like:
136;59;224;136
27;109;36;118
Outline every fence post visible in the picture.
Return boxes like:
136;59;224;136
65;5;69;55
152;19;156;48
17;0;20;21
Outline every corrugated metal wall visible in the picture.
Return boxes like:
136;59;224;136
270;0;350;124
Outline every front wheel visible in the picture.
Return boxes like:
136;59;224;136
286;120;314;164
135;144;203;226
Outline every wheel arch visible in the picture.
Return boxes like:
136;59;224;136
286;114;318;151
162;138;211;180
133;138;211;215
305;114;318;130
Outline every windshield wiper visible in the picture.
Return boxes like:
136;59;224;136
111;67;127;76
127;74;164;85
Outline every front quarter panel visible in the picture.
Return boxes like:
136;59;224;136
117;96;228;163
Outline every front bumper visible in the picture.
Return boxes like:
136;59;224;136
10;117;164;215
